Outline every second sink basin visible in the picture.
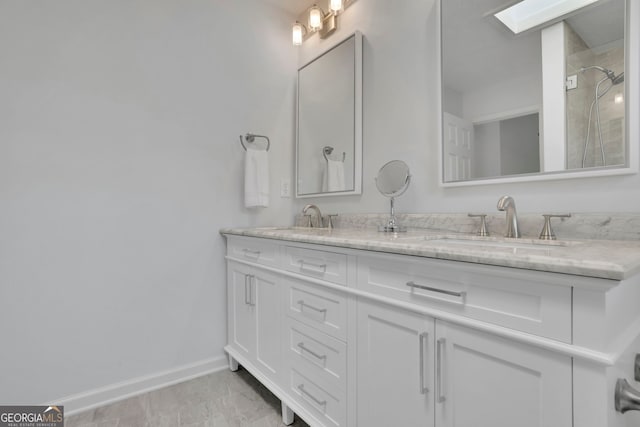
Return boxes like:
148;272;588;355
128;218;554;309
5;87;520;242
418;235;582;251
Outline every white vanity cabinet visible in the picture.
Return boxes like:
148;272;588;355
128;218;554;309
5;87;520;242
224;233;640;427
434;321;572;427
355;300;572;427
356;301;435;427
227;261;283;384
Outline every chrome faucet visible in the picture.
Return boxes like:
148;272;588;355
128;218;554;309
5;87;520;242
302;204;323;228
497;196;521;238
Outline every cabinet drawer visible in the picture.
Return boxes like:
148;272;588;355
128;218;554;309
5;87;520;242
227;236;280;267
357;253;572;342
289;367;346;427
285;279;348;341
284;246;347;285
285;317;347;393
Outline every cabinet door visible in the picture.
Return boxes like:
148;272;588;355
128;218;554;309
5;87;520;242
435;321;572;427
357;300;435;427
228;263;256;360
227;262;282;383
254;270;282;379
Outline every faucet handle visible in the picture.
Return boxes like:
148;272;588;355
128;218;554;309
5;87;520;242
468;213;489;236
327;214;338;230
539;214;571;240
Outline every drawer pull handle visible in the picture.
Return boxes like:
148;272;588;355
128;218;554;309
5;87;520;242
242;248;261;258
419;332;429;395
406;281;466;301
297;300;328;314
437;338;446;403
297;342;327;361
297;384;327;407
298;259;327;274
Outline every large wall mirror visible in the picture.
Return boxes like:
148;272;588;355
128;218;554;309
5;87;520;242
296;31;362;197
441;0;636;185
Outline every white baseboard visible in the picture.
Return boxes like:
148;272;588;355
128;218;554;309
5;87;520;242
52;356;228;416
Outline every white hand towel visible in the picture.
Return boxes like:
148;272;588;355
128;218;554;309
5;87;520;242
326;158;345;192
244;148;269;208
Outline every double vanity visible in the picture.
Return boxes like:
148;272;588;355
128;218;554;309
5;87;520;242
221;217;640;427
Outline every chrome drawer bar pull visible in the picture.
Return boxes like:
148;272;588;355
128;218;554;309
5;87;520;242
406;281;466;299
297;384;327;406
298;259;327;274
297;300;328;313
419;332;429;395
297;342;327;360
437;338;446;403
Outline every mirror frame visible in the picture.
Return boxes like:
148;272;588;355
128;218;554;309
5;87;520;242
296;31;363;198
438;0;639;187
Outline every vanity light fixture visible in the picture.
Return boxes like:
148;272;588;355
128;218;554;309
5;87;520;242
309;5;324;31
292;21;306;46
330;0;343;14
494;0;600;34
292;0;356;46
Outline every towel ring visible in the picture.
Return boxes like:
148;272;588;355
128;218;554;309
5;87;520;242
323;146;346;162
239;133;270;151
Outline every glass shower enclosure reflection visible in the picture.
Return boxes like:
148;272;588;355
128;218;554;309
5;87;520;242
565;3;625;169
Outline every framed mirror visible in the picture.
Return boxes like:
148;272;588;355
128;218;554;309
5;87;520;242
440;0;637;186
296;31;363;197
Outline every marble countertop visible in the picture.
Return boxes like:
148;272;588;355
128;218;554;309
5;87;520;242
220;226;640;281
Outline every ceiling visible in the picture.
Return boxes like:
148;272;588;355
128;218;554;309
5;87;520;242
263;0;316;16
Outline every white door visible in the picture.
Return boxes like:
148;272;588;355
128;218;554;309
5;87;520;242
228;262;256;360
443;112;473;181
357;300;435;427
434;321;572;427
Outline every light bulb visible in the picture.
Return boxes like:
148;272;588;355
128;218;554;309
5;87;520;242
614;93;624;104
309;5;323;31
292;22;304;46
330;0;343;13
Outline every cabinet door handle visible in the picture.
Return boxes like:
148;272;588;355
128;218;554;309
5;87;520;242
297;342;327;361
242;248;261;259
297;384;326;407
244;274;251;305
437;338;446;403
298;259;327;274
406;281;466;302
249;275;255;306
297;300;327;314
419;332;429;395
244;275;255;306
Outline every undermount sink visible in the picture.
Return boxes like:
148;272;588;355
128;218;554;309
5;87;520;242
421;235;582;251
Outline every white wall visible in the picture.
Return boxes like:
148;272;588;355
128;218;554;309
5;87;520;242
0;0;296;406
293;0;640;216
500;114;541;176
474;122;501;178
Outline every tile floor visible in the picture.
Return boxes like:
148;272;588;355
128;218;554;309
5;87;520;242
65;367;310;427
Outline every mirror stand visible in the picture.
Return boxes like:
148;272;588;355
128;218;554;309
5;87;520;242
379;197;407;232
375;160;411;233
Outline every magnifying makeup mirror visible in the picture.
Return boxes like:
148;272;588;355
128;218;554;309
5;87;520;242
375;160;411;232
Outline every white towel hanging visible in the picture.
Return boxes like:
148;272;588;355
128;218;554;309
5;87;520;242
244;148;269;208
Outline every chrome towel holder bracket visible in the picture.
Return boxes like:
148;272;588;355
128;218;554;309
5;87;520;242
239;133;270;151
323;145;345;162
